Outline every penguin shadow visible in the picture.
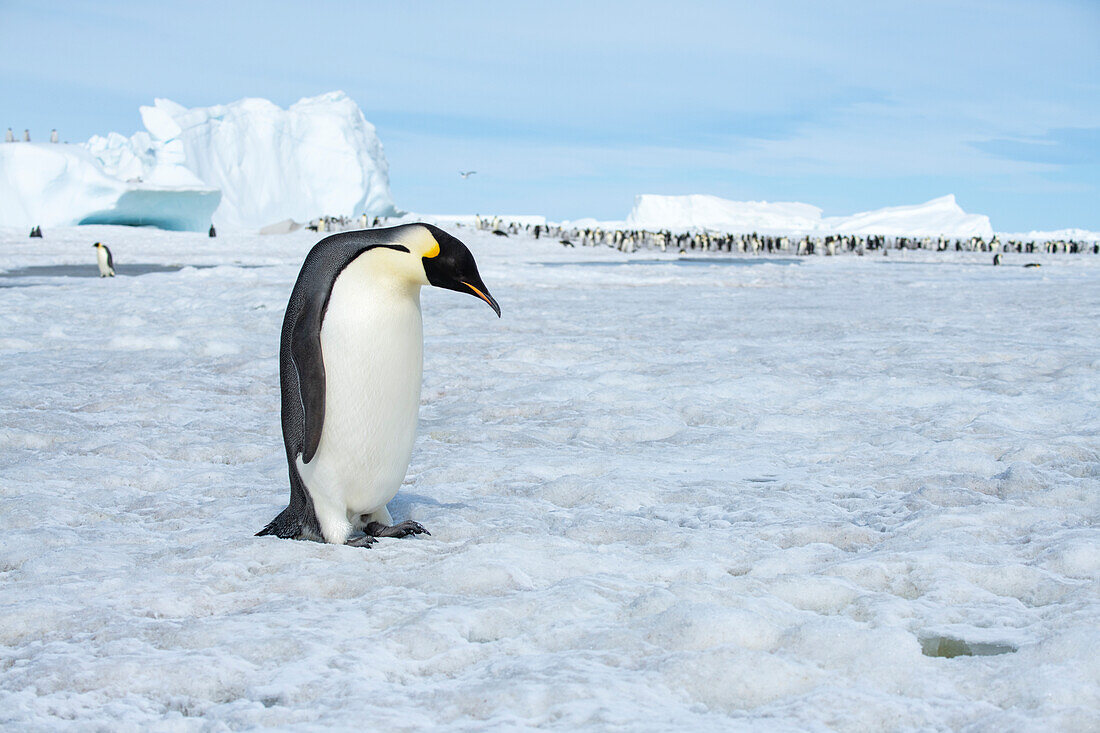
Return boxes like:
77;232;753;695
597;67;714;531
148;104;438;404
0;263;194;278
0;263;271;288
387;491;469;517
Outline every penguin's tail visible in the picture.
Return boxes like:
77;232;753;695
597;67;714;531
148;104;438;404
258;468;323;540
255;506;301;538
255;499;322;541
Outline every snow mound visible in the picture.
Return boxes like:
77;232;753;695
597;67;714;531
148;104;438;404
626;193;994;238
628;194;822;234
258;218;303;235
0;143;220;231
556;217;627;230
822;195;993;238
998;228;1100;243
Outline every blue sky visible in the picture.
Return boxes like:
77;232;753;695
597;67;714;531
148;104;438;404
1;0;1097;231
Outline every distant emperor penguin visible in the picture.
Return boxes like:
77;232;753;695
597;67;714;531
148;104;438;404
93;242;115;277
257;224;500;547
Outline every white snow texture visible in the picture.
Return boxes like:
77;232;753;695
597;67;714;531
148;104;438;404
0;92;396;232
1;224;1098;730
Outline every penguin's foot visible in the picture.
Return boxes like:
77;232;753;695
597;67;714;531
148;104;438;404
364;520;430;539
345;534;377;548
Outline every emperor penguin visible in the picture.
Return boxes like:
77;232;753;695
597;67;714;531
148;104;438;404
257;224;500;547
93;242;115;277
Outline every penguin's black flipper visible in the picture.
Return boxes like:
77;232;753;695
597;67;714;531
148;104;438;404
106;247;114;271
285;236;412;465
290;292;328;464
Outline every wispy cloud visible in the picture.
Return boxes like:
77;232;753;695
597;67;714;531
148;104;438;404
972;128;1100;166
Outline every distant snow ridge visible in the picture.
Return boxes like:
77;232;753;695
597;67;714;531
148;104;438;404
627;194;993;239
821;195;993;238
88;91;397;231
998;227;1100;243
628;194;823;234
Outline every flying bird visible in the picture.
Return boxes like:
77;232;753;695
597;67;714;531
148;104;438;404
459;171;477;179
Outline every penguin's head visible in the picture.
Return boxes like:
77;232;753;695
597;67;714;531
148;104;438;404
355;224;500;316
412;224;500;317
92;242;102;249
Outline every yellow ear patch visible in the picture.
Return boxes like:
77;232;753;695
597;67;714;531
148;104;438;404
424;239;440;258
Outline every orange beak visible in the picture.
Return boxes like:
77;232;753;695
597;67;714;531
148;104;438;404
461;281;501;317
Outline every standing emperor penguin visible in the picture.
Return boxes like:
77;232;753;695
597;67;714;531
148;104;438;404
257;224;500;547
93;242;115;277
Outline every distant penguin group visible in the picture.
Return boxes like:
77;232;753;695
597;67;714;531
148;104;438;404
257;224;500;546
93;242;115;277
5;128;60;143
29;226;42;238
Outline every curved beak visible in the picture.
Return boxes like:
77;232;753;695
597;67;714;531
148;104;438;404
462;281;501;317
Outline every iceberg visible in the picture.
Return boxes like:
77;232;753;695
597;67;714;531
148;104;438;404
0;91;396;233
625;193;994;239
0;143;220;232
135;92;397;230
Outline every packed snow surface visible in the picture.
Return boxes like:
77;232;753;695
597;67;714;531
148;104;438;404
628;193;994;239
1;224;1098;730
0;92;395;232
0;143;219;231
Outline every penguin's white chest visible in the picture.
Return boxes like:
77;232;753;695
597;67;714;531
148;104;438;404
296;268;424;529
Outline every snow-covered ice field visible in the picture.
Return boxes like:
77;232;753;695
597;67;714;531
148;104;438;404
1;225;1098;731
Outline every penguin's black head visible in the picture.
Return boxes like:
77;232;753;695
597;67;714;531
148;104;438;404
421;224;500;317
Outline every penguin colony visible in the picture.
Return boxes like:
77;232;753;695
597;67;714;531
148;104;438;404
312;213;1098;257
258;224;499;546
